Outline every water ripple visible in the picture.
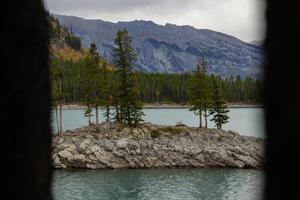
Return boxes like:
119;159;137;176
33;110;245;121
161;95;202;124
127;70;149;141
53;169;264;200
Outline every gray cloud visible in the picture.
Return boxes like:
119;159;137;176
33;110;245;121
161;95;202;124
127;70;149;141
44;0;266;42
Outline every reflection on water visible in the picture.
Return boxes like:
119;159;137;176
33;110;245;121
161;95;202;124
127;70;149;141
52;108;265;137
53;169;264;200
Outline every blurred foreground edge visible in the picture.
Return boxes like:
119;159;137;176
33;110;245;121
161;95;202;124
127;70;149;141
1;1;52;200
1;0;300;199
264;0;300;199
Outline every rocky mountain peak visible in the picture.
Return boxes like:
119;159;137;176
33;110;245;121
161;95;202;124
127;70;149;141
54;14;264;79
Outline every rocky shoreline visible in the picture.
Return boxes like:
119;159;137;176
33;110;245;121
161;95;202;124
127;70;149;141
52;123;264;169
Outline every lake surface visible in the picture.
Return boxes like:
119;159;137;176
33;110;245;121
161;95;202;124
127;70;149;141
51;108;265;138
52;108;265;200
53;169;264;200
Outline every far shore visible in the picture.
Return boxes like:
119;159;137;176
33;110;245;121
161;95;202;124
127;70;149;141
57;103;263;110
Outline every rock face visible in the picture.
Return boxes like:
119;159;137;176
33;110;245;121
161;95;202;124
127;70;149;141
54;14;264;79
52;123;264;169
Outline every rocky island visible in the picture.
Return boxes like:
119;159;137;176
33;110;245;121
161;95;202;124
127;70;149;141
52;123;264;169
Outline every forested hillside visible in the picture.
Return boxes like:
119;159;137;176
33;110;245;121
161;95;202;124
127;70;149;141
48;15;263;106
49;14;81;51
53;64;262;104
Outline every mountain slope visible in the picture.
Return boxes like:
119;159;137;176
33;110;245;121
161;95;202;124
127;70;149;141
48;14;83;61
54;14;264;78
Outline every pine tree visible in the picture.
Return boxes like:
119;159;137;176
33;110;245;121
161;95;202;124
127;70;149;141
49;56;62;133
209;77;230;129
132;101;145;126
90;44;101;125
189;55;211;128
112;29;144;126
199;56;212;128
82;43;101;125
100;62;113;122
49;56;67;133
84;106;93;125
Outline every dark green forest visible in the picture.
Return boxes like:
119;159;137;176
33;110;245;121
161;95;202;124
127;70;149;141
136;72;262;104
51;58;262;104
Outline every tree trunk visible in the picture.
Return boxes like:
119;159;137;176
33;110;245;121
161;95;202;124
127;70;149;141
55;104;59;134
115;105;119;122
127;106;131;125
59;77;63;133
88;104;91;125
72;82;76;102
119;105;123;122
204;107;208;128
106;105;110;122
59;101;62;133
118;105;123;122
199;107;202;128
95;103;99;125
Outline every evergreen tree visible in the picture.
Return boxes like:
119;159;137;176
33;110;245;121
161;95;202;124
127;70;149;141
100;62;113;122
112;29;144;126
84;106;93;125
89;43;102;125
49;56;67;133
49;56;62;133
132;101;145;126
209;77;230;129
189;56;211;128
82;43;102;125
198;56;212;128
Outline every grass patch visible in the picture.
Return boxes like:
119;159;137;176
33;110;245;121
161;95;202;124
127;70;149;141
150;129;161;138
160;127;182;135
150;126;182;139
116;123;127;132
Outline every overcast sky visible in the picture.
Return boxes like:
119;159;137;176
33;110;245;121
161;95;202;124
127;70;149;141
44;0;266;42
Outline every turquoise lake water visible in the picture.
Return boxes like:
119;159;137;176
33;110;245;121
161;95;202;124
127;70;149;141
51;108;265;137
52;108;265;200
53;169;264;200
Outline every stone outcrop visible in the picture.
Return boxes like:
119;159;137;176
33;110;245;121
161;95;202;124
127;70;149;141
52;123;264;169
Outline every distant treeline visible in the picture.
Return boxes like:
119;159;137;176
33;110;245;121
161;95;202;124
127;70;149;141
52;58;262;104
137;72;262;103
